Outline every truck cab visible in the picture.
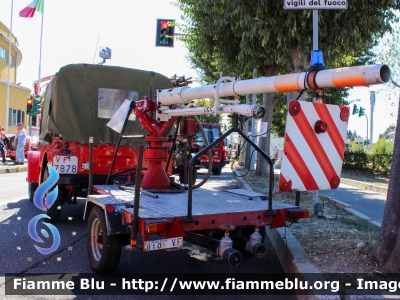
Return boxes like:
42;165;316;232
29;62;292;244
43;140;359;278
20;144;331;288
193;123;225;175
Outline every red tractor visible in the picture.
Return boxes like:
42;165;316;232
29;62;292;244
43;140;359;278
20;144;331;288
4;133;31;161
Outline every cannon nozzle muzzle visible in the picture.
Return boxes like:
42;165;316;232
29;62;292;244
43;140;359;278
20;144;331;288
253;105;265;119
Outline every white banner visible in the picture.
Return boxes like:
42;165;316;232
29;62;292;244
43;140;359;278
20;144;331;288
284;0;348;10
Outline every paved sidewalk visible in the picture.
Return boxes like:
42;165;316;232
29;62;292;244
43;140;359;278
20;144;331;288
0;159;27;174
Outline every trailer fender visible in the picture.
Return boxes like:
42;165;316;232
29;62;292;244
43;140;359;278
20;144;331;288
84;200;130;235
27;151;40;183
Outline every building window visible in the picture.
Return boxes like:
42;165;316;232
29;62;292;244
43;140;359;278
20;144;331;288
0;46;7;61
0;46;15;67
8;108;25;127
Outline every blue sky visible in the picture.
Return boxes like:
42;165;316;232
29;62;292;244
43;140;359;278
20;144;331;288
1;0;397;141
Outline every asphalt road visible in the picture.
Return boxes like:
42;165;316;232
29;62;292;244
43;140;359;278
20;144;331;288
319;183;386;224
274;168;387;224
0;166;292;300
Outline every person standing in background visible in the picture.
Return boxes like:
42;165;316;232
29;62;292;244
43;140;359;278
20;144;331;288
0;128;8;165
14;123;26;165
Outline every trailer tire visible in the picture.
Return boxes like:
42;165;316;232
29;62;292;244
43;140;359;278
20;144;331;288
28;182;39;201
212;167;222;175
87;206;122;274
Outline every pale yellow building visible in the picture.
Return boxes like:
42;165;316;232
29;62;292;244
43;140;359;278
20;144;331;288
0;21;30;134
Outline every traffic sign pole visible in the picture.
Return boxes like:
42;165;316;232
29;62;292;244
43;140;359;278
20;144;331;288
313;10;318;50
312;9;319;212
29;115;32;136
370;91;375;152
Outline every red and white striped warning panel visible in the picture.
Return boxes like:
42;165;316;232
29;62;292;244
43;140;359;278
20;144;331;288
278;100;350;192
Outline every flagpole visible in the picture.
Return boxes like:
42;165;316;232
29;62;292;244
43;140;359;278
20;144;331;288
5;0;14;133
34;0;44;135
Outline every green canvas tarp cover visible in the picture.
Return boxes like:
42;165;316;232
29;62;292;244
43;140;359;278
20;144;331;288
40;64;172;146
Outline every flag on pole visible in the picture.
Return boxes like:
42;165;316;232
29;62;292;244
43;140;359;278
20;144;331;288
19;0;43;18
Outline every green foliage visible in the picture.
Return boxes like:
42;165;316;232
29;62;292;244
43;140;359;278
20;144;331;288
343;139;394;174
347;130;361;142
373;138;394;154
369;153;393;174
347;141;365;152
343;151;369;170
379;124;396;139
373;22;400;106
271;96;287;137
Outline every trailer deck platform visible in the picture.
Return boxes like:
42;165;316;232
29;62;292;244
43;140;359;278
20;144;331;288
87;185;303;231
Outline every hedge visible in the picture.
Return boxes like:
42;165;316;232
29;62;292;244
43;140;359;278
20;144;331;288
343;151;392;174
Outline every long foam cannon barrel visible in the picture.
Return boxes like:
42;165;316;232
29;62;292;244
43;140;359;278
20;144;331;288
157;64;390;105
159;104;265;119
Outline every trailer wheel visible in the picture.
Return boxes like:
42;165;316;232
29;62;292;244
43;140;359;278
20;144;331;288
87;206;122;274
28;182;39;201
212;167;222;175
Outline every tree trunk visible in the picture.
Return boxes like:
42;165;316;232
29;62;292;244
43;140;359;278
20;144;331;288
238;137;245;166
239;95;250;167
255;93;277;176
285;40;308;103
254;42;308;176
255;65;280;177
373;96;400;272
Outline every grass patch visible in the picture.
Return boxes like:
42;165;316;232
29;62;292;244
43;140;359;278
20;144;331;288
339;216;380;233
235;165;382;272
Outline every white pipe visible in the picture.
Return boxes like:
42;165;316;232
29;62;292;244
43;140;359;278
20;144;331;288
157;64;390;105
159;104;265;119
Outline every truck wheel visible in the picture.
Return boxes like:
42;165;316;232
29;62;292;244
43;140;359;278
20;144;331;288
7;136;16;151
28;182;39;201
46;187;71;222
212;167;222;175
46;199;62;223
87;206;122;273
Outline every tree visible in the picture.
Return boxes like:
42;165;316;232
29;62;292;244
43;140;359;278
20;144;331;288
379;124;396;139
176;0;398;176
347;130;361;142
374;22;400;110
373;96;400;272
